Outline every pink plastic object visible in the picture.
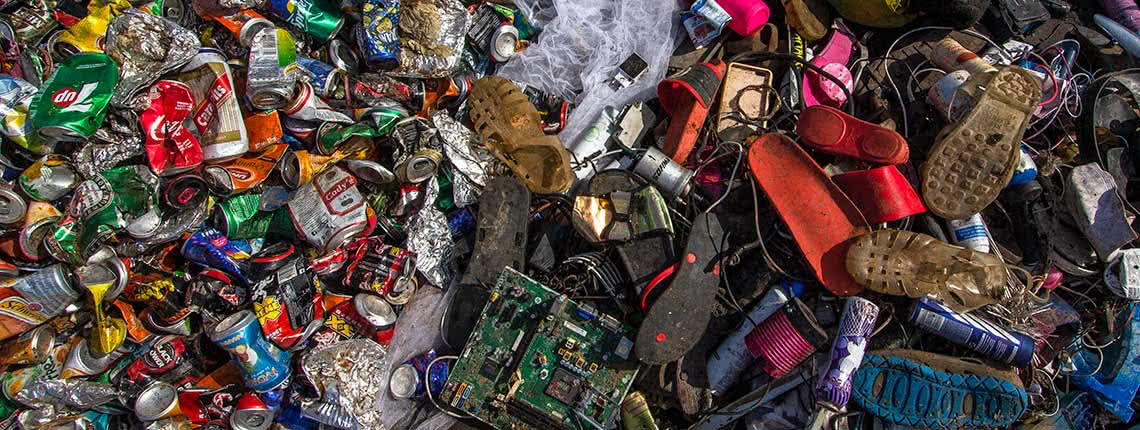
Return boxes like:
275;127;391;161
718;0;771;36
802;19;854;108
1042;268;1063;290
1101;0;1140;34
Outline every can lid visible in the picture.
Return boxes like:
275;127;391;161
341;160;395;184
249;86;295;111
0;186;27;225
208;309;256;341
389;364;419;399
126;210;163;239
490;25;520;63
203;166;235;197
19;216;59;262
280;151;302;189
354;293;396;327
46;30;79;61
231;409;274;430
135;382;179;421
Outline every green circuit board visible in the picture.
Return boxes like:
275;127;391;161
441;267;639;430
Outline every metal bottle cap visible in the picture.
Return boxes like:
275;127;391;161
389;363;420;399
135;382;181;421
353;293;396;328
0;186;27;225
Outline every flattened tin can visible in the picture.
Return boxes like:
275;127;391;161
355;0;400;70
207;311;291;392
177;50;250;164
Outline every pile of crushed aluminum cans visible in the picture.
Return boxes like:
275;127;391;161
2;0;1140;429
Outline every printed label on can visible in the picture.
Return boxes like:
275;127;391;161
287;167;366;251
177;52;249;163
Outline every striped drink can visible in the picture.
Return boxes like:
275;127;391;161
908;297;1035;367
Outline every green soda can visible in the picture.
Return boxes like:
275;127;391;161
268;0;345;44
214;194;295;240
28;53;118;141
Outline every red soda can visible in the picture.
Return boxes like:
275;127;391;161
119;335;205;392
179;384;244;424
249;256;324;350
343;238;416;297
141;80;204;177
230;392;274;430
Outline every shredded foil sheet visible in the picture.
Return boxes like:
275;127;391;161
406;177;454;287
14;379;119;410
105;9;201;107
301;339;390;430
391;0;469;78
431;110;489;208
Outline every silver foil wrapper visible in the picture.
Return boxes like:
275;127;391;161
430;110;489;208
391;0;469;78
14;379;120;410
16;408;84;430
104;9;201;107
116;197;211;256
301;340;389;430
300;385;362;430
406;177;453;287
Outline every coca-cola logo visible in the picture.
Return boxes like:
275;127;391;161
142;341;179;369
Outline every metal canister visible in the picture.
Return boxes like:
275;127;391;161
177;49;250;164
930;37;996;76
230;392;274;430
207;311;292;392
909;297;1035;367
631;147;694;198
18;156;78;202
266;0;345;43
61;339;126;379
163;173;209;211
247;28;299;111
136;382;183;421
707;281;805;393
0;186;26;226
356;0;400;70
816;297;879;409
389;350;448;400
0;324;54;365
214;10;276;47
395;148;442;184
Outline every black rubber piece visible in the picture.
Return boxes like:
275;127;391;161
635;212;724;365
444;176;531;349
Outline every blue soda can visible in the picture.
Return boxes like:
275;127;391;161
389;349;448;399
296;57;345;98
207;310;292;392
355;0;400;71
1007;145;1038;188
181;227;252;286
909;297;1035;367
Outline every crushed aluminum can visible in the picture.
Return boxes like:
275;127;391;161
266;0;345;44
243;111;283;154
343;239;416;297
135;381;183;422
163;172;210;211
395;148;441;184
0;324;54;366
207;310;292;392
204;143;289;196
61;338;126;379
286;166;368;253
248;254;323;350
118;335;206;392
0;76;40;154
229;392;274;430
176;49;250;164
0;186;26;226
213;10;276;48
356;0;400;71
389;349;447;400
246;28;300;111
284;81;352;124
103;9;202;107
295;57;346;99
28;53;118;142
181;227;252;286
141;80;203;177
0;265;80;342
18;155;79;202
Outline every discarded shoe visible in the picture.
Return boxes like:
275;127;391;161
797;105;908;164
852;349;1028;428
922;66;1042;220
468;76;574;194
782;0;833;41
659;62;727;163
1067;162;1138;262
846;229;1007;312
801;21;855;108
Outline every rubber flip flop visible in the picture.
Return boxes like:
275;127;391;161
846;229;1006;313
659;62;727;164
797;105;909;164
444;176;531;348
833;166;926;223
922;66;1042;220
469;76;573;194
635;212;723;365
748;133;870;296
852;349;1028;429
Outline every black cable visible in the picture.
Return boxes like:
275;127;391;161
727;51;857;117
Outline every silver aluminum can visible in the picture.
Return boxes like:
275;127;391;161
135;381;181;421
0;186;26;225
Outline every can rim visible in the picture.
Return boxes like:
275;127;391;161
135;382;178;421
0;186;28;225
389;364;419;399
210;310;256;340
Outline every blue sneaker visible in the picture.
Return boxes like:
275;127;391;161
852;349;1028;428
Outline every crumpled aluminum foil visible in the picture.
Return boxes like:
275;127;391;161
391;0;469;78
301;340;389;430
406;177;454;287
74;112;145;179
16;408;84;430
15;379;119;410
431;111;489;208
104;9;201;107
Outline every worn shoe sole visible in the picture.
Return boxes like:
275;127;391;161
469;76;573;194
852;349;1027;429
846;229;1004;312
922;67;1041;220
